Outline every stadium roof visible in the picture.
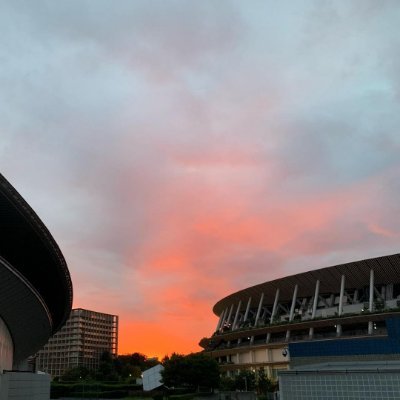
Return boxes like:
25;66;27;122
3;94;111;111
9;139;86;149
0;173;73;334
213;253;400;315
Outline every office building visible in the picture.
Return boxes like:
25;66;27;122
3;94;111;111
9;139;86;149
37;308;118;378
0;173;73;399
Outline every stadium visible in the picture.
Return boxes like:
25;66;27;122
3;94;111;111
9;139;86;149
200;253;400;380
0;173;73;398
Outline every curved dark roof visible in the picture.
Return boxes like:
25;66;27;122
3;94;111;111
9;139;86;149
0;173;73;333
0;256;53;362
213;253;400;315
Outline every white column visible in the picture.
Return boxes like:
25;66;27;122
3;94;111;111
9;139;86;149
243;297;252;322
270;289;280;323
226;304;234;328
353;289;358;303
311;280;320;319
220;307;228;331
338;275;346;316
368;269;374;334
369;269;374;311
286;285;298;340
309;280;320;338
289;285;299;322
216;313;224;331
232;301;242;330
254;293;265;326
336;275;345;336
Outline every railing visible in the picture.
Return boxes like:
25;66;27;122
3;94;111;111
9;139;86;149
207;327;389;351
213;305;400;337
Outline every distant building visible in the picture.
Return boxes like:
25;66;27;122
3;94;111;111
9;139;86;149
0;173;73;399
200;253;400;380
36;308;118;378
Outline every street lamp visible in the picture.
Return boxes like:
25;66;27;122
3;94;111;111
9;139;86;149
80;376;85;398
243;376;248;391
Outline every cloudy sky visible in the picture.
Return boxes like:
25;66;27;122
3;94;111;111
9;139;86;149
1;0;400;358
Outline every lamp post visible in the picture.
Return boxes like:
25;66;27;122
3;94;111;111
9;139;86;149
243;376;248;392
80;376;85;398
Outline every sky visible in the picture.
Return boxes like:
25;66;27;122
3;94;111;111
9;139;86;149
1;0;400;359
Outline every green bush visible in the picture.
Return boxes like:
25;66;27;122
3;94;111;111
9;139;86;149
127;390;158;398
153;393;164;400
50;382;141;399
169;394;195;400
76;392;99;399
99;383;142;391
50;383;73;399
99;390;128;398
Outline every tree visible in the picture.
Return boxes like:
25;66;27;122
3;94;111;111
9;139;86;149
219;369;276;393
161;352;220;391
95;351;118;381
234;370;256;391
161;353;186;387
114;352;158;380
256;368;274;394
61;366;92;381
219;376;236;391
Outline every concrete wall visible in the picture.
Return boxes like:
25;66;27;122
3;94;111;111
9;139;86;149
0;372;50;400
0;317;13;372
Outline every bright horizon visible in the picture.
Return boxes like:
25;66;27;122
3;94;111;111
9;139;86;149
1;1;400;359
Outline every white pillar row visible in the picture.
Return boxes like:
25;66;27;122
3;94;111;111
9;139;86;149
232;300;242;330
243;297;252;322
254;293;265;327
270;289;280;324
336;275;346;336
286;285;298;340
368;269;374;334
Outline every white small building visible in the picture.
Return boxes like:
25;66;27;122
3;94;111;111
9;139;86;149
142;364;164;391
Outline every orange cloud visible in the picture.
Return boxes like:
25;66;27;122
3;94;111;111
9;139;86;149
71;161;400;359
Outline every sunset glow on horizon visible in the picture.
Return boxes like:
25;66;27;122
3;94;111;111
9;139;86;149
2;1;400;358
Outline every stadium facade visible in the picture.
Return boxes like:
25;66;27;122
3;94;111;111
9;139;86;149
200;253;400;380
0;173;73;399
37;308;118;378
